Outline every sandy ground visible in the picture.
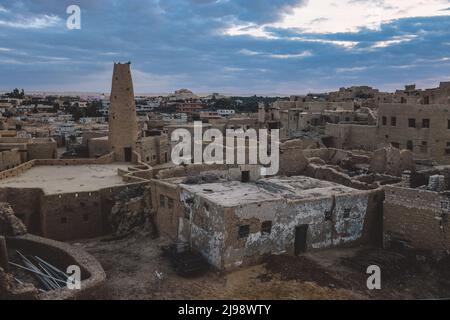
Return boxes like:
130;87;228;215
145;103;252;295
0;164;130;194
72;235;450;300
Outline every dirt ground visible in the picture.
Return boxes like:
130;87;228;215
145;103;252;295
72;235;450;300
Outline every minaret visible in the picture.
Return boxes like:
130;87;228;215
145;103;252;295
108;62;138;162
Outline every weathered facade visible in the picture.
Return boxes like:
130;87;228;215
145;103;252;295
154;174;379;270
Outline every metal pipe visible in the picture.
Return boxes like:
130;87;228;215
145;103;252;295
8;262;67;285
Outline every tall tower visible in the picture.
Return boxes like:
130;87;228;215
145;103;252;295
108;62;138;162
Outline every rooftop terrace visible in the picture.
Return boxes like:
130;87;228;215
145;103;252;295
0;164;130;194
180;176;359;207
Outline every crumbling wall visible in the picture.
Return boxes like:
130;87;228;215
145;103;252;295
370;146;415;176
0;188;42;234
179;189;225;268
325;123;378;151
304;164;373;190
88;137;109;158
109;185;155;236
27;139;57;160
0;149;21;171
384;185;450;251
279;140;309;176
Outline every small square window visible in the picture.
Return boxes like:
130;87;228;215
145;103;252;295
343;208;351;218
61;217;68;224
408;118;416;128
406;141;413;151
261;221;272;235
238;225;250;239
382;116;387;125
391;117;397;126
422;119;430;128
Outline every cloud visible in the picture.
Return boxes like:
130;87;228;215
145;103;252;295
268;51;313;59
0;13;61;29
274;0;450;34
336;66;369;73
0;0;450;94
370;34;418;48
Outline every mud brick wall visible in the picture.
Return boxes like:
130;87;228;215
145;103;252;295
40;192;103;241
383;185;450;250
27;139;57;160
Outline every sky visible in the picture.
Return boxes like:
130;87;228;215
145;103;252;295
1;0;450;95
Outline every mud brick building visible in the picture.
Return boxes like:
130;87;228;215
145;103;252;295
153;171;380;270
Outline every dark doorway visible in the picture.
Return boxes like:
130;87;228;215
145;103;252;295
294;225;308;255
124;147;132;162
241;170;250;183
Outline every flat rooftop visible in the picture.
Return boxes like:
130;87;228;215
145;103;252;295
180;176;359;207
0;164;130;195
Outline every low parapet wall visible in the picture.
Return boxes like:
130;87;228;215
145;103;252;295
0;160;36;180
35;152;115;166
0;153;116;182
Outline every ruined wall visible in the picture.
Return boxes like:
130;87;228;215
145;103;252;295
0;149;21;171
0;187;43;234
88;137;109;158
383;185;450;251
325;123;378;151
27;139;57;160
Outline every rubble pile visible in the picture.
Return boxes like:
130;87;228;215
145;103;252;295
109;185;156;237
370;146;415;176
0;266;38;300
0;202;27;236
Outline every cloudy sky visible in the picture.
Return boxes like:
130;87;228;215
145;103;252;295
1;0;450;95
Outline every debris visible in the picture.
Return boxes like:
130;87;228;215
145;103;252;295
0;202;27;236
8;250;70;292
